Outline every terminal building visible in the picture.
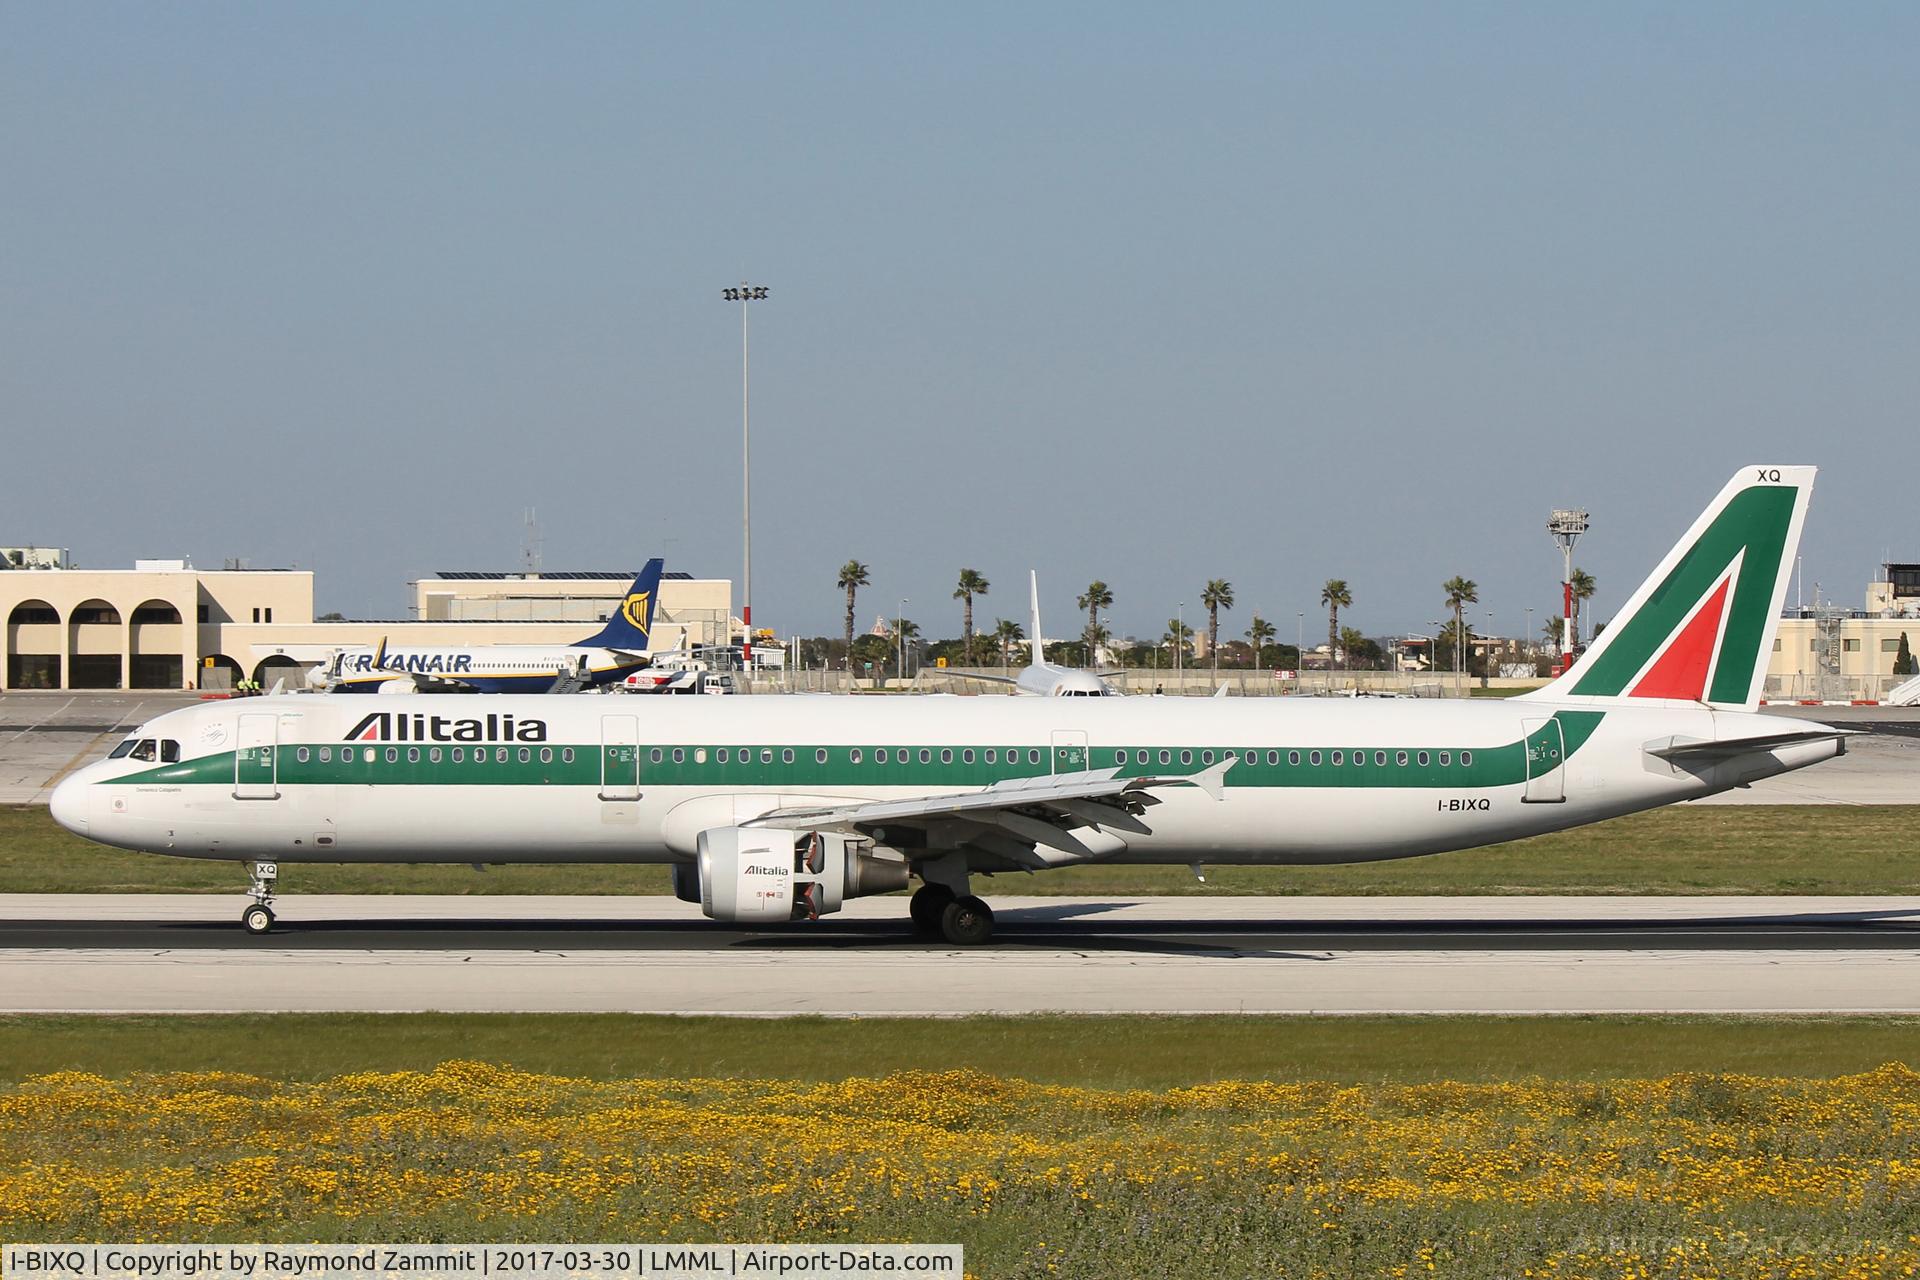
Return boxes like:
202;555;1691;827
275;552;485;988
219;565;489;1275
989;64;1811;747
0;552;737;690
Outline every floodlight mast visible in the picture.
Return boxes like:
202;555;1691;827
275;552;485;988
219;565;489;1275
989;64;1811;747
1547;508;1589;676
722;284;769;664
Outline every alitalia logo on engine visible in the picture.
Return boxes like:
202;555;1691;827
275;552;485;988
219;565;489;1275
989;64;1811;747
344;712;548;743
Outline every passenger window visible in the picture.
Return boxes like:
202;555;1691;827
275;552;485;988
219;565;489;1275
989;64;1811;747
408;748;420;763
1417;752;1430;767
761;749;774;764
1028;749;1041;765
1269;751;1282;766
1352;751;1365;767
1375;751;1387;766
1288;751;1300;766
1330;751;1343;766
495;747;508;763
1201;750;1214;765
1158;750;1171;765
875;748;888;764
452;748;464;763
717;749;729;763
962;749;974;764
385;748;399;763
1461;751;1474;767
1396;751;1409;766
1309;751;1322;766
562;748;574;764
319;747;332;763
672;748;685;764
781;749;794;764
850;748;863;765
815;748;828;764
650;749;664;764
1438;751;1451;767
941;749;953;764
1180;750;1193;766
297;748;310;764
919;749;932;764
540;748;553;764
364;748;376;763
985;749;997;764
161;741;181;763
1114;750;1128;765
693;748;705;764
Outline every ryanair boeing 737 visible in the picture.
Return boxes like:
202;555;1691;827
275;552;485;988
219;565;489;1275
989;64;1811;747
54;468;1844;944
311;560;665;693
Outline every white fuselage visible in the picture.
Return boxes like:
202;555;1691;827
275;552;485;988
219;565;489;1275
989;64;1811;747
322;645;641;693
52;693;1840;869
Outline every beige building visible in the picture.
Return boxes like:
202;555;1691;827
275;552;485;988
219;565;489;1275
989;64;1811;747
2;561;736;690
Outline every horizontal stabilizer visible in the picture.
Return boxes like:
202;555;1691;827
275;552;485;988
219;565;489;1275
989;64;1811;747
1644;729;1850;762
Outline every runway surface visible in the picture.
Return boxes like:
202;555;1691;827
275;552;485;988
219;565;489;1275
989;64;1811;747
4;894;1916;1015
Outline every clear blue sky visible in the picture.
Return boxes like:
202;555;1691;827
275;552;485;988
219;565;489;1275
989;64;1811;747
5;4;1915;642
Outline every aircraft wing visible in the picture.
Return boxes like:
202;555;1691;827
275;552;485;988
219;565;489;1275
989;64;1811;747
1644;729;1851;761
939;670;1023;687
747;760;1232;867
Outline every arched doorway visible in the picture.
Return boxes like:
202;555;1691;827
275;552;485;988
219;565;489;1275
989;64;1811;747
252;655;306;690
6;600;61;688
200;654;244;692
67;599;123;689
129;599;185;689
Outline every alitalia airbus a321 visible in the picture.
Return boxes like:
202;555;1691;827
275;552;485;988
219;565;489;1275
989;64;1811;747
51;466;1845;944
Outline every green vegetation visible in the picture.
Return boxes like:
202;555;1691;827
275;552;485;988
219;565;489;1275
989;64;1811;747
2;1013;1917;1086
6;803;1915;896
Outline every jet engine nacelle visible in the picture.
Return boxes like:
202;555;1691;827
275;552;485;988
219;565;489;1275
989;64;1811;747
693;827;910;923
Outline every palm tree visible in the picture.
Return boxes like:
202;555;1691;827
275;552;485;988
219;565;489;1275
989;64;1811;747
1077;581;1114;656
1570;567;1596;648
1163;618;1194;668
837;560;869;669
953;569;989;663
992;618;1025;671
1246;614;1275;667
1443;576;1479;681
1320;580;1352;670
1200;579;1234;676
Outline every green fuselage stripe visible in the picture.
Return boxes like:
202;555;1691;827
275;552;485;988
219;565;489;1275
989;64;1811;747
111;713;1603;793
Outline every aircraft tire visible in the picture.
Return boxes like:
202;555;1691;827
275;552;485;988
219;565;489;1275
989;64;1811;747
909;885;953;935
939;896;994;946
241;905;275;936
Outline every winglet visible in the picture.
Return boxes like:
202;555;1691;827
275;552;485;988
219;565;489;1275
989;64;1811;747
1186;756;1235;800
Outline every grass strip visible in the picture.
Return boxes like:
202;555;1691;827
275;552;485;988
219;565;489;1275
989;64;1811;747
1;1012;1917;1087
5;803;1917;895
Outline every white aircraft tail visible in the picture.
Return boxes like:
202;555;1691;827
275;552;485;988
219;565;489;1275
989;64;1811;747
1523;466;1815;711
1029;570;1047;666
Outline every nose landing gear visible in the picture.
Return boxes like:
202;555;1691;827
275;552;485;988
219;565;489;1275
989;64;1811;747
241;861;278;935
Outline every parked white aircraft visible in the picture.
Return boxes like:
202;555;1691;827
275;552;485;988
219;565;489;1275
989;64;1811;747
53;467;1843;944
944;572;1118;696
310;561;665;694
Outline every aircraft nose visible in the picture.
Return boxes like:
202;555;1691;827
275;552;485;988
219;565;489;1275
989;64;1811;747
49;772;88;836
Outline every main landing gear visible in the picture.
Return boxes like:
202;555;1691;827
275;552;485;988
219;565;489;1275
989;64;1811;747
909;883;995;946
241;861;278;935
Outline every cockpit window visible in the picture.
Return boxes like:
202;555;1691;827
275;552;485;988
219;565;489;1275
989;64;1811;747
128;740;157;762
109;739;137;759
160;740;181;763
